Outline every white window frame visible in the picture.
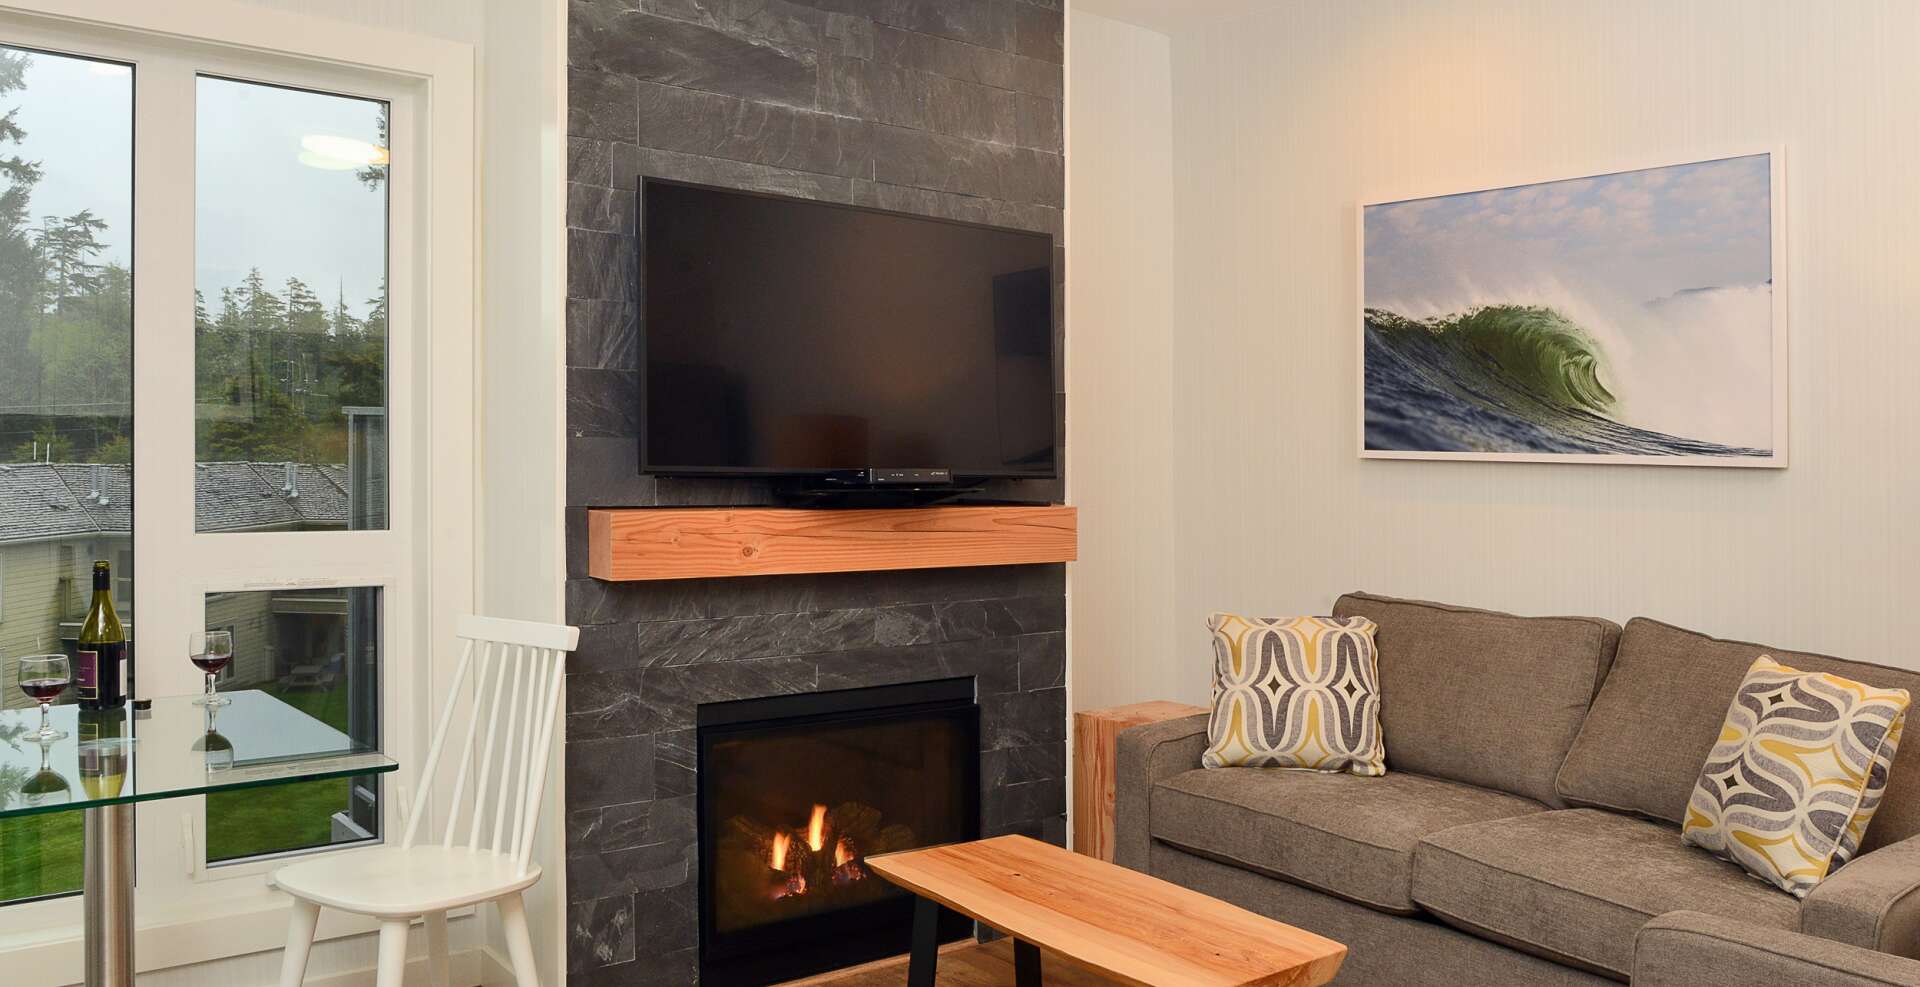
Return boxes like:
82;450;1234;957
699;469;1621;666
0;0;474;978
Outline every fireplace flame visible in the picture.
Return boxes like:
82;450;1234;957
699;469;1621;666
769;831;790;871
834;838;854;868
806;804;828;853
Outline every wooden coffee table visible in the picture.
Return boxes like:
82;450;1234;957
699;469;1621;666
866;835;1346;987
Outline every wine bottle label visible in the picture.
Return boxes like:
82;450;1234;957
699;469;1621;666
76;649;99;698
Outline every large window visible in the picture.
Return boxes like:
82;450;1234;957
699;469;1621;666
0;43;133;906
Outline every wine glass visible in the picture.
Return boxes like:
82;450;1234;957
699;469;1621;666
17;654;70;742
189;629;234;708
19;738;71;808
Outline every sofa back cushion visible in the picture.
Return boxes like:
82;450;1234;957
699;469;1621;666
1557;618;1920;852
1329;592;1622;806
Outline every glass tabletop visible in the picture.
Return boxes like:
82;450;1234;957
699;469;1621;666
0;690;396;819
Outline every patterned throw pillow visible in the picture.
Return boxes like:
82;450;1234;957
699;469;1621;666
1682;656;1910;898
1202;613;1385;775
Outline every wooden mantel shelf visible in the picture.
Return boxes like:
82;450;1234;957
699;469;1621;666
587;505;1078;581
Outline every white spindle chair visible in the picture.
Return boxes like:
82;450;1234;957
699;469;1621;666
274;615;580;987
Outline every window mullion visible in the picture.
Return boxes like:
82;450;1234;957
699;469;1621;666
128;49;203;901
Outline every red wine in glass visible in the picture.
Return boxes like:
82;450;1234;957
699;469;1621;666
189;652;231;674
19;677;67;703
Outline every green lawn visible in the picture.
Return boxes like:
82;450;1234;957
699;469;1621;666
2;684;363;903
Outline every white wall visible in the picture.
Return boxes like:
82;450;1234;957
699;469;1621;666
1071;0;1920;710
1065;10;1180;712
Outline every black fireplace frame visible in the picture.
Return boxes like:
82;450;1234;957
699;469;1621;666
695;677;981;986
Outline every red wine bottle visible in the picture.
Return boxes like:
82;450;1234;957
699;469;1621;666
76;560;127;710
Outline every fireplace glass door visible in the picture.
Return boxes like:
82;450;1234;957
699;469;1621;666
698;678;979;985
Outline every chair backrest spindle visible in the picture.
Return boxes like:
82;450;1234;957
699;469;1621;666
409;616;578;864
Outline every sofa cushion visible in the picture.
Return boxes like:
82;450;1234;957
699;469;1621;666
1330;592;1622;806
1150;766;1545;914
1557;618;1920;852
1411;809;1801;979
1201;613;1386;775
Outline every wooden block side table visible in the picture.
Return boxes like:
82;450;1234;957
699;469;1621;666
1072;701;1207;861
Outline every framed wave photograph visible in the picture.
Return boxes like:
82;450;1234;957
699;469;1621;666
1358;150;1787;467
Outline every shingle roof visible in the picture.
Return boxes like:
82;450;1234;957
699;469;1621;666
0;462;349;543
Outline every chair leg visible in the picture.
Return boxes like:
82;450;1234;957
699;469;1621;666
500;892;540;987
278;898;321;987
376;918;412;987
426;910;451;987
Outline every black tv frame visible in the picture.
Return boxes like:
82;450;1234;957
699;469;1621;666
635;176;1060;484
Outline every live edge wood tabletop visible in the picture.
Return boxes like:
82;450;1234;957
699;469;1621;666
1074;701;1208;862
866;835;1346;987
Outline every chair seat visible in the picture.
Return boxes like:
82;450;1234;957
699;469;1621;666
274;845;542;918
1150;767;1547;914
1411;809;1801;979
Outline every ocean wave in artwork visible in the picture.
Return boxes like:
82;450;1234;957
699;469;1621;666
1363;300;1770;457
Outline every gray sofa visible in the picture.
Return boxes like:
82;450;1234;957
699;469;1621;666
1115;592;1920;985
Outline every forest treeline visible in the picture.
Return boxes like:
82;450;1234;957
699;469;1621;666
0;48;386;465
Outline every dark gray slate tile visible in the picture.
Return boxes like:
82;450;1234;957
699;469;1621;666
1011;0;1061;62
567;368;644;437
568;577;708;626
1016;631;1063;690
568;668;656;740
984;776;1066;830
568;895;636;973
568;67;639;143
706;570;878;617
822;55;1025;149
569;838;694;899
643;0;854;55
571;624;639;677
651;476;778;505
634;610;877;666
807;0;1014;51
812;638;1018;695
825;11;873;58
639;656;820;728
653;728;697;797
636;79;871;178
874;603;938;646
566;436;655;509
568;799;653;855
572;2;821;108
982;686;1064;749
1011;91;1060;153
871;24;1060;99
570;137;614;186
567;734;655;807
567;182;635;234
566;508;590;578
566;297;639;370
870;124;1061;206
851;180;1062;237
615;143;858;202
566;228;634;302
981;740;1064;789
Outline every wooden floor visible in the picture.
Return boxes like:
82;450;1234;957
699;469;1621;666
791;939;1123;986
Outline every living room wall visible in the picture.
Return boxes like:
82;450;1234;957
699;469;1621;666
1070;0;1920;709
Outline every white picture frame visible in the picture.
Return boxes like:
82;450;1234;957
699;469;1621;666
1356;147;1788;468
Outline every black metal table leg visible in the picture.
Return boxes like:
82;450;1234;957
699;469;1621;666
909;896;940;987
1014;938;1041;987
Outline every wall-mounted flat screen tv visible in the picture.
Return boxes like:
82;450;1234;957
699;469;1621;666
640;178;1057;480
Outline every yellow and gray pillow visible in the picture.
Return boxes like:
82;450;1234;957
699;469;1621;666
1682;656;1910;898
1202;613;1385;775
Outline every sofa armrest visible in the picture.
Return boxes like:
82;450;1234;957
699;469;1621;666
1113;712;1210;872
1635;911;1920;987
1802;833;1920;959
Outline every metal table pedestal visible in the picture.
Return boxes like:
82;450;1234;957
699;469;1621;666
84;803;135;987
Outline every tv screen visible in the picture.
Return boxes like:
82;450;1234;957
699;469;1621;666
641;178;1057;479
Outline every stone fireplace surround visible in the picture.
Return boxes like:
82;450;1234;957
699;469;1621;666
563;0;1065;980
561;564;1067;985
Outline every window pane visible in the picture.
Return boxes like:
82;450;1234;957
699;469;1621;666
203;586;380;862
0;45;133;906
194;77;388;532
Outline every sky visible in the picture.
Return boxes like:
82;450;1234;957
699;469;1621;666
1364;154;1772;316
8;46;388;317
1362;154;1776;450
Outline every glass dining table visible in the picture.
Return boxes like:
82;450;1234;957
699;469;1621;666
0;690;397;987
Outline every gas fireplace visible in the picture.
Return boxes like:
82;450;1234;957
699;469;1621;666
696;678;980;985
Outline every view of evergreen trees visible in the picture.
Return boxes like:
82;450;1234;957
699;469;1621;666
0;48;386;466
